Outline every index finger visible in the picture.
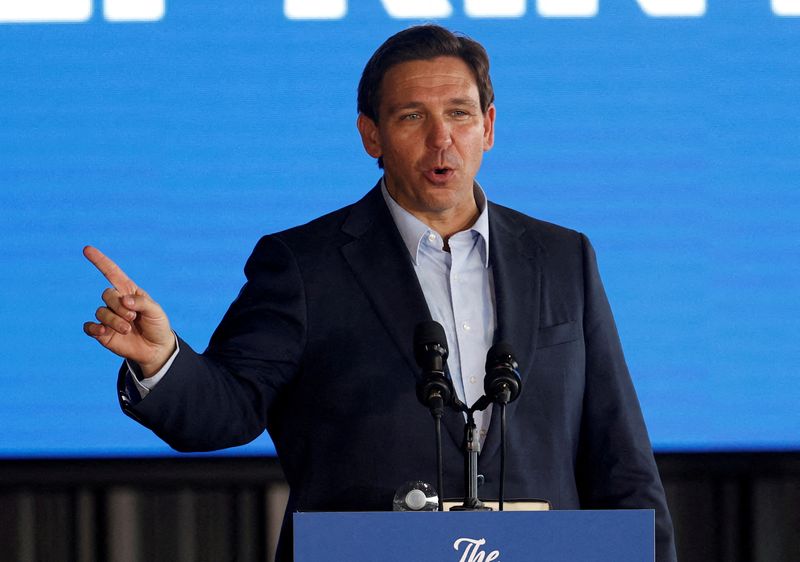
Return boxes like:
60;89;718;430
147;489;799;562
83;245;138;295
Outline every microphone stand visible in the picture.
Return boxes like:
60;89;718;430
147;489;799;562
499;397;508;511
450;399;492;511
428;392;446;513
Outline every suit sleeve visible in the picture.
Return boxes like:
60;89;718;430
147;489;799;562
117;234;307;452
575;234;677;562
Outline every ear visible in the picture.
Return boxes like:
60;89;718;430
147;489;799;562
482;104;496;152
357;113;383;159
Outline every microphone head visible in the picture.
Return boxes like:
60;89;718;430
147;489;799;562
484;342;522;404
413;321;453;411
413;320;449;367
485;342;517;371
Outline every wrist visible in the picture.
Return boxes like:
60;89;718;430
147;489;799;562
138;338;177;378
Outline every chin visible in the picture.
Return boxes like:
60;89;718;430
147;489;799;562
419;192;463;213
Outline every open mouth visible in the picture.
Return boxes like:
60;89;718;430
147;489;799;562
424;167;454;182
422;165;455;185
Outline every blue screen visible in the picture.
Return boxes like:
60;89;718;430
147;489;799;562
1;1;798;457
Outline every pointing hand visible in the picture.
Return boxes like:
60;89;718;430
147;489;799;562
82;246;176;377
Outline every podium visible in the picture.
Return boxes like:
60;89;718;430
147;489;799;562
295;509;654;561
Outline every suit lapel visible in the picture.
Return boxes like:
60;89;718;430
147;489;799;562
480;204;543;465
338;189;546;458
339;185;466;447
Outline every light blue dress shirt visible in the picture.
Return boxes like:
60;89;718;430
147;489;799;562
380;180;497;444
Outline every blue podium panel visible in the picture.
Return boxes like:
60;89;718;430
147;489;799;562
295;510;654;562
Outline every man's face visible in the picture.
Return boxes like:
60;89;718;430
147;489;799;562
357;56;495;224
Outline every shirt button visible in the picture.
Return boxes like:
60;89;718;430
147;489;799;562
462;321;471;331
469;376;477;384
453;274;460;282
427;232;436;242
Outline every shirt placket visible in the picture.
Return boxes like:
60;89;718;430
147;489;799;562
449;235;487;436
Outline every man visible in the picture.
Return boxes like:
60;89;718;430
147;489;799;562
85;25;676;561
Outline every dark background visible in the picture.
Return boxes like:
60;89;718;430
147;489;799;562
1;454;799;561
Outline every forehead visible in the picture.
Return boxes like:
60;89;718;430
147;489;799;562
379;56;479;110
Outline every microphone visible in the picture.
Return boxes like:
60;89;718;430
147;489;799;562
483;342;522;512
484;342;522;405
413;320;453;513
414;321;453;414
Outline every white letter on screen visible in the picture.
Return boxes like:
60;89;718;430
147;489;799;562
381;0;452;18
773;0;800;15
104;0;164;21
0;0;91;23
537;0;598;18
465;0;526;17
284;0;346;19
634;0;705;17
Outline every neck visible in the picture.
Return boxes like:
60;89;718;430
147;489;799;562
384;181;481;242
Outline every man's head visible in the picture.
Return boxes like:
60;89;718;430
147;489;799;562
356;25;496;234
357;25;495;129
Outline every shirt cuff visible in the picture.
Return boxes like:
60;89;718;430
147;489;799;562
125;333;180;400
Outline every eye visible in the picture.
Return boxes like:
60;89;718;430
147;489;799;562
400;113;422;121
451;110;471;119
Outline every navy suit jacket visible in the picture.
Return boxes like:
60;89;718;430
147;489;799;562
119;184;676;561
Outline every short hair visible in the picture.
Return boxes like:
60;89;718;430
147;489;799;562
357;24;495;123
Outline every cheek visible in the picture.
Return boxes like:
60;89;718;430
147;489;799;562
456;127;489;154
383;142;418;167
463;138;487;164
381;127;419;152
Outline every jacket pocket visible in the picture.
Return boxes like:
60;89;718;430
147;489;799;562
537;320;580;349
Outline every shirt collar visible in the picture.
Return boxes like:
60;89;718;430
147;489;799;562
380;177;491;267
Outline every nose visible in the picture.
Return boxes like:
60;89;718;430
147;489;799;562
425;117;452;151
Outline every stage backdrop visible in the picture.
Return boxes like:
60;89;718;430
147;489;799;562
1;2;798;457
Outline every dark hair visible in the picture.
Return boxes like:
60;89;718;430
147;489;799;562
357;24;494;123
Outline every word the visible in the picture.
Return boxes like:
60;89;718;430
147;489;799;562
453;537;500;562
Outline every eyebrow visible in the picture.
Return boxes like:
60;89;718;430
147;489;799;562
387;98;480;114
446;97;479;107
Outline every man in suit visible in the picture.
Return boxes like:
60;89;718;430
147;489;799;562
84;25;676;561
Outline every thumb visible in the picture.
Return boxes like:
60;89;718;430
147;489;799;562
121;293;165;319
